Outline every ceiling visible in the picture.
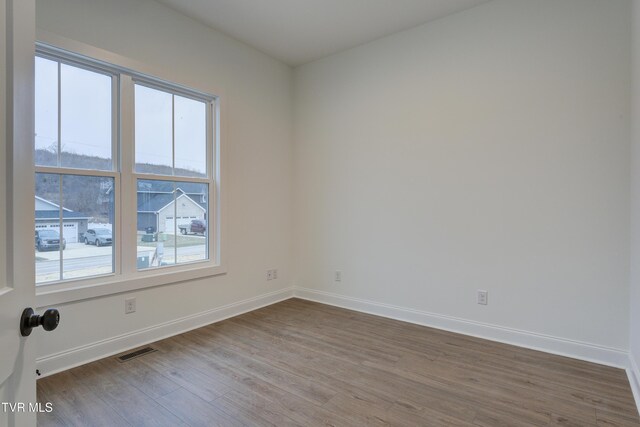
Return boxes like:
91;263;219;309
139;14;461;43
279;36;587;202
156;0;491;66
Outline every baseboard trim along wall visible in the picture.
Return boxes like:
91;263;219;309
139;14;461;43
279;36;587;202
292;287;630;369
37;283;636;416
36;287;295;378
628;355;640;416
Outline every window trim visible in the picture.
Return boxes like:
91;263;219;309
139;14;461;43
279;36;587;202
34;32;226;307
126;77;215;273
34;53;120;284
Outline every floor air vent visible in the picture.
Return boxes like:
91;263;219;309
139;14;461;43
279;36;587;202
116;346;157;362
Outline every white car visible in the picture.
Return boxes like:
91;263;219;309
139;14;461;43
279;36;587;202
84;228;113;246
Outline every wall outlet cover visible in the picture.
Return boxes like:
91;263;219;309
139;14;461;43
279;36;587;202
125;297;136;314
477;290;488;305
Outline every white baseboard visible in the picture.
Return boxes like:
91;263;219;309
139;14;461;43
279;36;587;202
36;287;294;378
35;282;640;416
629;354;640;417
293;287;629;369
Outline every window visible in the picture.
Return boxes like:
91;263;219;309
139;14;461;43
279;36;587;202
136;180;208;269
35;173;115;283
34;45;220;291
35;56;116;284
134;85;207;178
134;84;210;270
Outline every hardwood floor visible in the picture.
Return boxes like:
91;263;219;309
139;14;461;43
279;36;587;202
37;299;640;426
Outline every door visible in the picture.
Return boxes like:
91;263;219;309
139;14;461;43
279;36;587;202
0;1;37;426
165;216;193;234
62;223;78;243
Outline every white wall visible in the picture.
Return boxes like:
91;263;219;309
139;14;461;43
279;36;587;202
34;0;293;369
630;0;640;392
294;0;631;351
33;0;635;375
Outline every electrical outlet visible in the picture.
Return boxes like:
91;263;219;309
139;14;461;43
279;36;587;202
477;290;488;305
125;297;136;314
272;269;278;280
334;271;342;282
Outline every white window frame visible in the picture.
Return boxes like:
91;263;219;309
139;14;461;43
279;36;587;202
34;52;120;284
127;78;215;271
35;32;226;307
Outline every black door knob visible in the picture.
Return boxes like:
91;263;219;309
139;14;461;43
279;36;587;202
20;308;60;337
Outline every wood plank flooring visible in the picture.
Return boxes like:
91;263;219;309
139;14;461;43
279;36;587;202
37;299;640;426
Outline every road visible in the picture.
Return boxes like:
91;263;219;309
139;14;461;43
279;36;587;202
36;245;207;276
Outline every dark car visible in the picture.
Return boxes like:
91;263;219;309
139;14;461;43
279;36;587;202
35;229;66;252
178;219;206;235
84;228;113;246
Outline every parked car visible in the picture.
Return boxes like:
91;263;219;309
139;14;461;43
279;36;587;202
35;229;66;252
178;219;206;235
84;228;113;246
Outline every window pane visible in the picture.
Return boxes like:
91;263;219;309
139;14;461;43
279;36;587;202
137;180;176;269
35;57;58;167
135;85;172;174
60;64;113;170
137;180;208;269
176;182;208;263
35;173;61;283
61;175;115;280
35;173;115;284
174;96;207;177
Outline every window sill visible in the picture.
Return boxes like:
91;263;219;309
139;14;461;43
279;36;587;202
35;263;227;307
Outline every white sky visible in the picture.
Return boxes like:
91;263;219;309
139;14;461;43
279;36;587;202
35;56;207;177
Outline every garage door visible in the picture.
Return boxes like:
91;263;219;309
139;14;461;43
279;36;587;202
35;222;78;243
165;216;197;234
